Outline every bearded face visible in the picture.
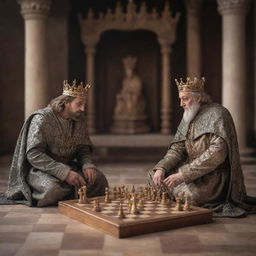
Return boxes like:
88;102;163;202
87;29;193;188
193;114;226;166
65;97;86;121
179;92;201;124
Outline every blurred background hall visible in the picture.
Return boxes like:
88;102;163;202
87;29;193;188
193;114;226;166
0;0;256;256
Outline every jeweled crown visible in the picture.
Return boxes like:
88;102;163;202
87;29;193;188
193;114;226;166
63;79;90;98
175;77;205;92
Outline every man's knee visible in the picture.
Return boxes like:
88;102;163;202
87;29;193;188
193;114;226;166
37;182;72;207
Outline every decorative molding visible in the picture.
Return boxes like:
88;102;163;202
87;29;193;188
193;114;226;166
217;0;251;15
18;0;51;20
79;0;180;48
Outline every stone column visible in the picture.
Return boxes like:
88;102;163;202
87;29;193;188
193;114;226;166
254;2;256;145
185;0;203;77
159;41;172;134
218;0;251;151
85;45;96;133
18;0;51;118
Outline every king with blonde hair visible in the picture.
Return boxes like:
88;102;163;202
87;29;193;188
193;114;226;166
1;80;108;207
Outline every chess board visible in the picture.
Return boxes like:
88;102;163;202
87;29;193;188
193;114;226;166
59;196;212;238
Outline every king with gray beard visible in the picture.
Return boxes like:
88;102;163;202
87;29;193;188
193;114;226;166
148;77;256;217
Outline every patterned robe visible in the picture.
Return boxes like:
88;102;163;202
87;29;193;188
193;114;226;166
148;103;256;217
0;107;108;206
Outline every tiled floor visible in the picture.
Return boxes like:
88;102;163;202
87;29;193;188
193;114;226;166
0;156;256;256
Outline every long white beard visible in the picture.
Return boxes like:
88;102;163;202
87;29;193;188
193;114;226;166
183;102;200;124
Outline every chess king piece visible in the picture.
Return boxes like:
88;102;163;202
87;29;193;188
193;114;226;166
118;201;126;219
111;56;150;134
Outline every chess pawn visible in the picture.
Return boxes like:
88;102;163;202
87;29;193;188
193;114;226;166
118;201;126;219
93;198;101;212
127;198;132;212
183;197;191;211
78;188;83;204
161;191;169;205
138;199;144;211
105;188;111;203
131;194;140;215
156;190;161;203
174;197;183;211
131;185;135;194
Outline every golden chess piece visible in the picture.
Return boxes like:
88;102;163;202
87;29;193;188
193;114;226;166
105;187;111;203
174;197;183;211
156;190;161;203
118;201;126;219
131;194;140;215
183;197;191;211
161;191;169;205
78;187;84;204
93;198;101;212
138;198;144;211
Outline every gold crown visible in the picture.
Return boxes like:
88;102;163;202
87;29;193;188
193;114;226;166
63;79;90;98
175;77;205;92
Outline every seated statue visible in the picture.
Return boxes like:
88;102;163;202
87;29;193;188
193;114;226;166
112;56;150;133
148;77;256;217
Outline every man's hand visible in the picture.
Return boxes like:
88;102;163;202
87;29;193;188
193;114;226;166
164;172;184;189
83;168;97;184
65;170;86;187
153;169;165;186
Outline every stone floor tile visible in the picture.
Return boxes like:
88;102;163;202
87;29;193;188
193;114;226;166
33;224;67;232
160;234;201;253
0;243;22;256
37;213;76;224
61;233;104;250
59;250;123;256
224;224;256;232
15;249;59;256
198;232;256;246
103;234;162;253
194;223;227;233
0;232;29;243
0;225;33;232
65;223;103;236
22;232;64;250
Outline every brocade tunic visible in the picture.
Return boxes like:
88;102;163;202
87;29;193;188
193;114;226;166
153;120;230;205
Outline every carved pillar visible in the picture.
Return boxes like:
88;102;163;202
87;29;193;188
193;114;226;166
185;0;203;77
254;2;256;144
85;45;96;133
18;0;51;118
218;0;251;151
159;41;172;134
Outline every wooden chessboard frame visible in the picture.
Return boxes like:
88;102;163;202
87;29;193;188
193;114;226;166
59;197;213;238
